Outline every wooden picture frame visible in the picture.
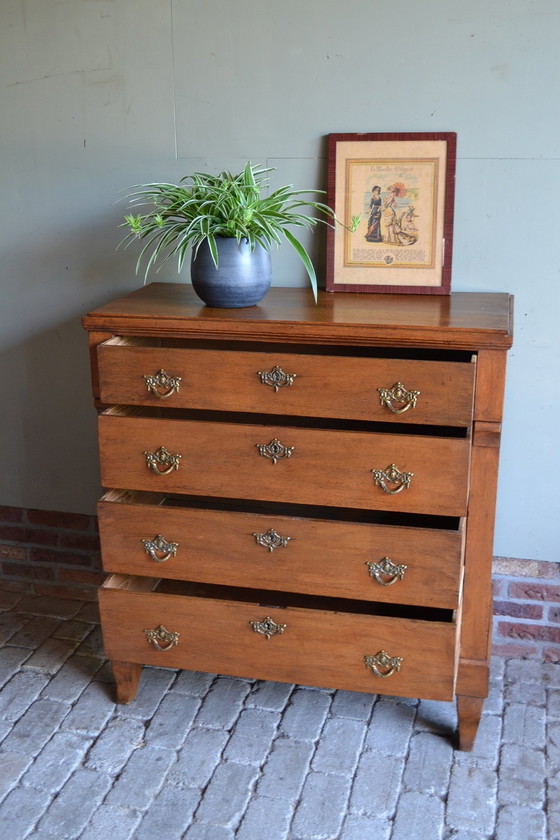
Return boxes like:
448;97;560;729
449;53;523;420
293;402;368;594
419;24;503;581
326;132;456;295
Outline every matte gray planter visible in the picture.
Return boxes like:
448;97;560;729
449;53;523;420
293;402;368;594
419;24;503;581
190;238;272;308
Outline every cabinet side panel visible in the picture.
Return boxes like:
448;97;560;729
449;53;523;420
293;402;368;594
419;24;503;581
461;350;508;666
473;349;508;424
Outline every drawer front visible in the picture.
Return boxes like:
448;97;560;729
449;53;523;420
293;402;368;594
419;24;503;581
98;495;464;609
97;339;475;427
99;579;458;701
98;414;471;516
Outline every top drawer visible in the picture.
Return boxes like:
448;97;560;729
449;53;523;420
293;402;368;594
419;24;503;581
97;339;475;427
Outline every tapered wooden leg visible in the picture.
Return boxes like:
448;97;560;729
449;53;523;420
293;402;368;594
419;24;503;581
456;695;484;751
112;660;142;704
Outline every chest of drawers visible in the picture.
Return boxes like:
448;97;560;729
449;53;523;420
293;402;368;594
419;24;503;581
83;283;513;750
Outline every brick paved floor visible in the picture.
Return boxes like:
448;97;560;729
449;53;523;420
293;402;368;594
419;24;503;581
0;588;558;840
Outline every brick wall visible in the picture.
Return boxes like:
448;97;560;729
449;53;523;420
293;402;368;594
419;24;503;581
1;506;559;661
0;505;103;601
492;557;560;663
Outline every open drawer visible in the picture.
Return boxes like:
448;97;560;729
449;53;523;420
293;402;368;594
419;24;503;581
97;337;476;427
98;491;465;610
98;409;472;517
99;574;460;702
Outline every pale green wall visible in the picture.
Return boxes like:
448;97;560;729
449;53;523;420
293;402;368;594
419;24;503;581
1;0;558;562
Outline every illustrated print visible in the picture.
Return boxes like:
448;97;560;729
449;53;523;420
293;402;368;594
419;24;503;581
365;185;382;242
331;137;451;289
343;155;438;273
365;182;418;247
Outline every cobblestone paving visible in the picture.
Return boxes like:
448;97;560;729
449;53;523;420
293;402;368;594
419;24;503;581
0;589;558;840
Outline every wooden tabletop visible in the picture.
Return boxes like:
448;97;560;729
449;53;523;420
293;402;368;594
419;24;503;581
83;283;513;350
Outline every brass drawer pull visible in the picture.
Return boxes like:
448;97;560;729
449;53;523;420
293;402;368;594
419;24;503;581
372;463;413;495
378;382;420;414
253;528;291;552
144;369;182;399
250;616;286;640
141;535;179;563
366;557;407;586
144;445;182;475
364;650;403;678
258;365;297;391
256;438;294;464
144;624;180;651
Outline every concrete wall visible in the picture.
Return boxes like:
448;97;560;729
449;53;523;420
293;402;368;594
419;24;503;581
1;0;558;563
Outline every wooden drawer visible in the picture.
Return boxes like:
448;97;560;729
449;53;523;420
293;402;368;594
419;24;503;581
99;575;459;701
97;338;475;427
98;411;471;516
98;492;464;609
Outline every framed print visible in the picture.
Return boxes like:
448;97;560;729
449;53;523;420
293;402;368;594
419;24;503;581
326;132;456;295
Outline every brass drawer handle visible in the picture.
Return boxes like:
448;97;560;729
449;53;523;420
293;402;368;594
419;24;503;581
364;650;403;678
141;535;179;563
144;624;180;652
366;557;407;586
378;382;420;414
144;369;182;399
144;446;182;475
250;616;286;640
372;463;413;494
256;438;294;464
253;529;291;552
258;365;297;391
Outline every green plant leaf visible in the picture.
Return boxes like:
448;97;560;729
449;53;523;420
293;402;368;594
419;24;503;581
118;163;356;300
282;229;318;302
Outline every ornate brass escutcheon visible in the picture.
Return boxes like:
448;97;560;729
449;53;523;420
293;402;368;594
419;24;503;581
144;624;180;652
253;528;291;552
144;369;182;399
256;438;294;465
377;381;420;414
364;650;403;678
144;445;182;475
141;534;179;563
372;463;414;495
250;616;287;640
257;365;297;392
366;556;408;586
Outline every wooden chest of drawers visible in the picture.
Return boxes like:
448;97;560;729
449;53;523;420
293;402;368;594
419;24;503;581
83;283;513;749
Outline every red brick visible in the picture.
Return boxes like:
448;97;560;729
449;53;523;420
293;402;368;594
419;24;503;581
28;548;93;567
0;525;58;546
544;647;560;663
0;579;32;593
90;554;103;572
549;606;560;624
497;621;560;644
492;579;504;598
492;642;539;658
493;601;543;619
58;568;105;587
0;544;26;561
509;582;560;602
57;532;101;552
0;506;25;523
27;509;94;531
2;562;55;581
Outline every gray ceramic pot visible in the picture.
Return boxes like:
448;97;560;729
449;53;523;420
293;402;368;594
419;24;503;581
190;237;272;308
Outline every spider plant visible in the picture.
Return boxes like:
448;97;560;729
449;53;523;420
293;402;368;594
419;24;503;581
121;163;359;301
